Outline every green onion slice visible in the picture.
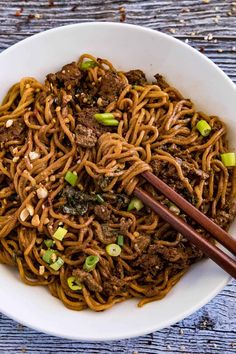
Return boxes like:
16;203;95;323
117;235;124;246
127;197;144;212
101;119;119;126
50;257;64;271
106;243;121;257
94;113;114;121
53;227;68;241
42;249;56;264
196;120;212;137
221;152;236;167
96;194;105;204
83;255;99;272
44;239;55;248
67;276;83;291
65;171;78;186
94;113;119;126
80;60;97;70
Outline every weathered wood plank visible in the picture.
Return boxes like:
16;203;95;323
0;0;235;36
0;1;236;353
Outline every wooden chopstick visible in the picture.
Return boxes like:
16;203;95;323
142;171;236;255
134;172;236;278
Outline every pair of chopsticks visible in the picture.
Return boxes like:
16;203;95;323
134;171;236;279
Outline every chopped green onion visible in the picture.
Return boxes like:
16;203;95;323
42;249;56;264
67;276;83;291
168;202;180;215
127;197;144;212
196;120;212;137
44;239;55;248
65;171;78;186
83;255;99;272
53;227;68;241
117;235;124;246
106;243;121;257
96;194;105;204
94;113;119;126
50;257;64;271
100;119;119;126
80;60;97;70
221;152;236;167
94;113;114;121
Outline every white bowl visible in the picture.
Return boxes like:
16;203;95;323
0;22;235;341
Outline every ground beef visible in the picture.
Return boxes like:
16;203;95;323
75;123;97;148
133;234;151;254
77;108;111;137
46;62;82;90
0;119;26;143
213;202;236;229
181;161;209;180
133;254;163;271
100;224;117;243
103;276;127;296
119;217;133;235
98;71;125;104
73;269;102;292
154;73;169;89
148;244;188;263
125;70;146;86
94;204;112;221
116;194;130;209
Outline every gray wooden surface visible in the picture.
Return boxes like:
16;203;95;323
0;1;236;353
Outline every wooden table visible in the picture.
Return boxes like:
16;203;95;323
0;1;235;353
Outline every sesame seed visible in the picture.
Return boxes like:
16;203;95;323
185;38;189;44
202;0;210;3
217;48;223;53
179;328;184;335
169;28;176;34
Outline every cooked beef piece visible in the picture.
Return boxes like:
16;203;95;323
133;234;151;254
125;69;146;86
116;193;130;209
133;254;163;271
148;244;188;263
120;217;132;235
46;62;82;90
213;202;236;229
103;276;127;296
73;269;102;292
154;73;169;89
98;71;125;104
100;224;117;243
181;161;209;180
97;175;114;191
77;108;110;138
0;119;26;143
151;159;175;178
75;123;97;148
94;204;112;221
61;186;97;216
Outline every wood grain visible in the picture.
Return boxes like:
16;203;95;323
0;0;236;353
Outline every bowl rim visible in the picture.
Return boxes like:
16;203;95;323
0;21;234;341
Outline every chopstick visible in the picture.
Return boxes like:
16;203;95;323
132;172;236;279
142;171;236;255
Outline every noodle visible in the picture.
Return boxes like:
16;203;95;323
0;54;235;312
